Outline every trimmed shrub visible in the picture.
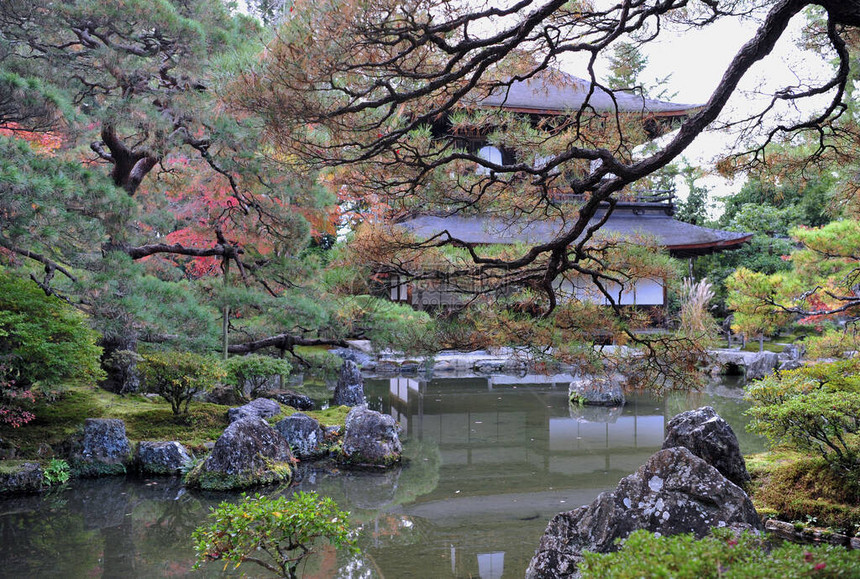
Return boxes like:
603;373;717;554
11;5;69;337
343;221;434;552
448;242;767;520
139;351;224;417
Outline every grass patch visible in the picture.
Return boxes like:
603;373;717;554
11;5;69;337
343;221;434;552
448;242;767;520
123;404;229;452
740;341;785;353
749;452;860;533
0;459;36;475
0;382;348;460
277;404;351;428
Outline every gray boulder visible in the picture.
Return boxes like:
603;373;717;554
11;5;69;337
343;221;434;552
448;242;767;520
275;413;326;459
778;344;804;371
71;418;132;476
136;441;193;475
526;447;762;579
745;351;780;380
227;398;282;423
186;417;293;490
273;391;315;411
330;347;374;368
333;360;365;406
339;406;402;467
569;375;625;406
709;349;779;380
0;461;43;493
662;406;750;488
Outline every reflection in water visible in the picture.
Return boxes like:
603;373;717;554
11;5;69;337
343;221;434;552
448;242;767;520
0;375;762;578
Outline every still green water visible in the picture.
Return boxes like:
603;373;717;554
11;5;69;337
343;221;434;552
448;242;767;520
0;375;762;578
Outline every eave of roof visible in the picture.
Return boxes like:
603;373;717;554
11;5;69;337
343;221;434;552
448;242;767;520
396;210;753;258
471;69;703;118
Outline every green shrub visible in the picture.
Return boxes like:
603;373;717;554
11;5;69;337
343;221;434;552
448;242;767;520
579;528;860;578
0;269;104;391
224;354;292;401
745;360;860;473
193;491;358;578
138;351;225;417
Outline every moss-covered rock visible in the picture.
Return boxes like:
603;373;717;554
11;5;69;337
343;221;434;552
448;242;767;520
185;417;293;491
68;418;132;477
0;461;43;493
136;441;193;475
337;405;401;468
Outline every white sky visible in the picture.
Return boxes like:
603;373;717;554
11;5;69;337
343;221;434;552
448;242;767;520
582;7;836;209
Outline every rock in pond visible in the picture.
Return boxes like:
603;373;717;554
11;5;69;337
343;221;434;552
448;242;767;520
275;413;326;459
330;347;374;368
662;406;750;488
526;447;762;578
136;441;193;475
0;461;43;493
227;398;282;423
569;374;625;406
334;360;365;406
71;418;132;476
185;417;293;491
339;405;402;467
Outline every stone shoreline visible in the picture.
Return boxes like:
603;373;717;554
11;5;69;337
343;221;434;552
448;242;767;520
339;342;794;381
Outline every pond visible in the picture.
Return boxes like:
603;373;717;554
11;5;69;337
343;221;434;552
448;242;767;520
0;374;763;578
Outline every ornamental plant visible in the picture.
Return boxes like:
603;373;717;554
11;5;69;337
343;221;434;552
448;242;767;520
138;351;225;417
224;354;292;401
193;491;358;579
745;359;860;474
0;363;35;427
579;528;860;578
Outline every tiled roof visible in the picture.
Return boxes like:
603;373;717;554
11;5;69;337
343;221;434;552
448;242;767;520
471;69;702;117
397;208;752;258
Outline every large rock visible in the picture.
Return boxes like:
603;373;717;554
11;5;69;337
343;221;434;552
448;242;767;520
0;461;43;493
569;374;625;406
709;349;779;380
745;351;780;380
330;347;374;368
778;343;804;371
333;360;365;406
227;398;282;423
136;441;193;475
272;391;315;411
186;417;293;490
526;447;762;579
275;413;326;459
662;406;750;488
339;406;402;467
71;418;132;476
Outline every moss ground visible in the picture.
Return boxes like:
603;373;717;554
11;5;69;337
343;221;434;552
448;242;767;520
747;448;860;533
0;385;346;458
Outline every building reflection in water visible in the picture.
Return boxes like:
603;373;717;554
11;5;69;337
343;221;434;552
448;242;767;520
364;373;698;579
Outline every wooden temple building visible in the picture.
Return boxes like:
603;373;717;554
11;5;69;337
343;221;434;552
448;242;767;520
384;70;752;308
